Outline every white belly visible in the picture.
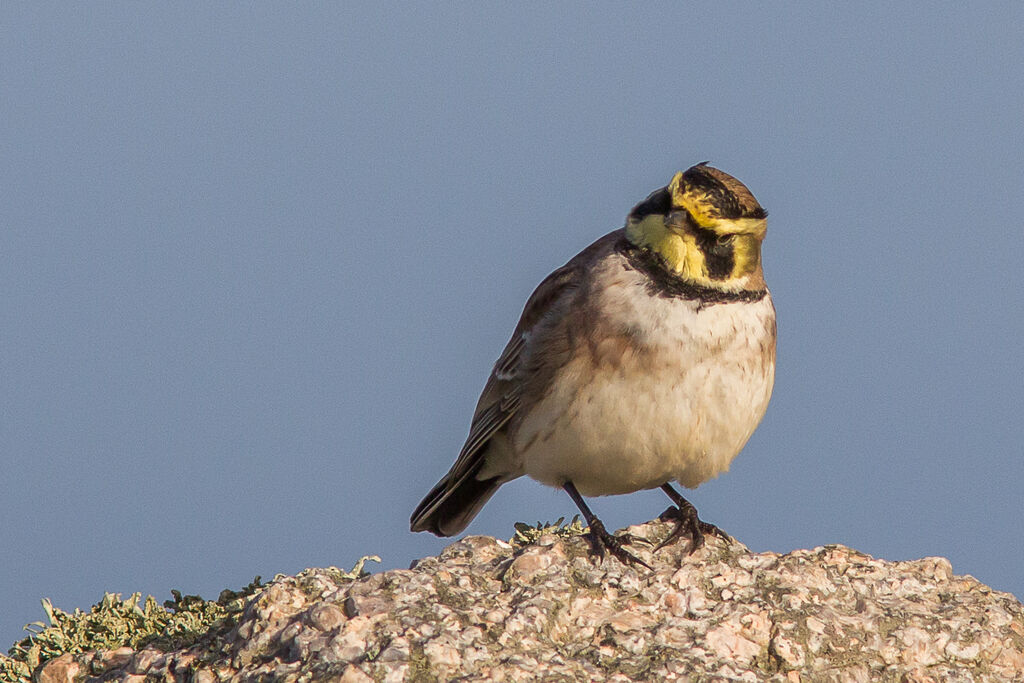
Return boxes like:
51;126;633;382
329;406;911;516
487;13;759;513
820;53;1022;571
513;293;775;497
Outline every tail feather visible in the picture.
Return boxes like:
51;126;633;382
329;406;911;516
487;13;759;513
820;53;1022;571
410;466;502;537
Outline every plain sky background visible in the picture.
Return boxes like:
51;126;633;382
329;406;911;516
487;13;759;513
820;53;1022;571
2;4;1022;648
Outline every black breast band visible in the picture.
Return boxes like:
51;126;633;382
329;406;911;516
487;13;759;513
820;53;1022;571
615;238;768;305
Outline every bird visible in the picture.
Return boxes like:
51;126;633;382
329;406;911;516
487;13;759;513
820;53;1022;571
410;163;776;567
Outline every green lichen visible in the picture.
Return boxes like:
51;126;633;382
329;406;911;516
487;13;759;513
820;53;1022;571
617;643;675;680
405;641;439;683
510;517;587;547
432;573;471;614
0;578;263;683
580;634;677;680
757;630;787;674
324;556;382;584
290;556;381;599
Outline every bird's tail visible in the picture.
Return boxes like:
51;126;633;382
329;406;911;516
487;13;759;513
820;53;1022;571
410;465;502;537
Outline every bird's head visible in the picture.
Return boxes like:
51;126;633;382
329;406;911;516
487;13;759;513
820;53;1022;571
626;163;768;290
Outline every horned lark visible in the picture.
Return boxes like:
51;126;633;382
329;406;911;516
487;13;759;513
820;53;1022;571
411;163;776;567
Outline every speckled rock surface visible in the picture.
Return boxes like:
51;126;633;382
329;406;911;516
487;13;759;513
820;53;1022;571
35;519;1024;682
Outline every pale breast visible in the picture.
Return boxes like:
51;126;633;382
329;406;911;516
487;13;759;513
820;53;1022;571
513;259;776;497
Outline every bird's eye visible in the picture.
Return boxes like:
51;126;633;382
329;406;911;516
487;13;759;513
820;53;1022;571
716;234;736;246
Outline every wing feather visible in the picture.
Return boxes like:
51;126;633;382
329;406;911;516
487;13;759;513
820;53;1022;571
448;263;580;476
411;230;624;535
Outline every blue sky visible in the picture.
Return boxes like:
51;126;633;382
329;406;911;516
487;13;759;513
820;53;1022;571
2;4;1022;647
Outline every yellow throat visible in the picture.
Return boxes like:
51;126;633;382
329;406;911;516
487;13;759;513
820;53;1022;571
625;166;767;289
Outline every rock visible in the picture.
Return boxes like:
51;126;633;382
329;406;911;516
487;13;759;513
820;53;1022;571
35;654;79;683
308;603;345;632
91;647;134;673
18;519;1024;681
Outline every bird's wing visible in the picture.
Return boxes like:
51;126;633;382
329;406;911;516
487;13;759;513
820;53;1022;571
445;260;581;483
410;230;623;534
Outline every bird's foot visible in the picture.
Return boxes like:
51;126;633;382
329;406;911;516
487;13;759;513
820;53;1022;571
585;518;652;570
655;505;730;554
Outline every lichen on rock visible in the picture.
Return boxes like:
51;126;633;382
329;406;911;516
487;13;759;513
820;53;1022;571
5;520;1024;681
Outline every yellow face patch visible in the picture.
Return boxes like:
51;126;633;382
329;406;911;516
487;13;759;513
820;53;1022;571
625;215;722;284
667;170;767;239
624;165;767;287
731;234;762;278
626;215;698;278
626;214;762;286
669;171;719;228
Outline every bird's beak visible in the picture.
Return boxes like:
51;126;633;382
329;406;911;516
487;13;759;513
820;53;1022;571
664;210;692;235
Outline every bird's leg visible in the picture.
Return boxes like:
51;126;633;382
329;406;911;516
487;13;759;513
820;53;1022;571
562;482;651;570
655;483;730;554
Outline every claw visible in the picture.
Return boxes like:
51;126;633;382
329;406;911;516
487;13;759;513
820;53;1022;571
654;493;729;554
586;518;652;570
654;504;703;553
562;482;652;569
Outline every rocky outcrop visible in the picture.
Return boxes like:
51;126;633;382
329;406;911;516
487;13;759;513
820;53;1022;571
31;519;1024;681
